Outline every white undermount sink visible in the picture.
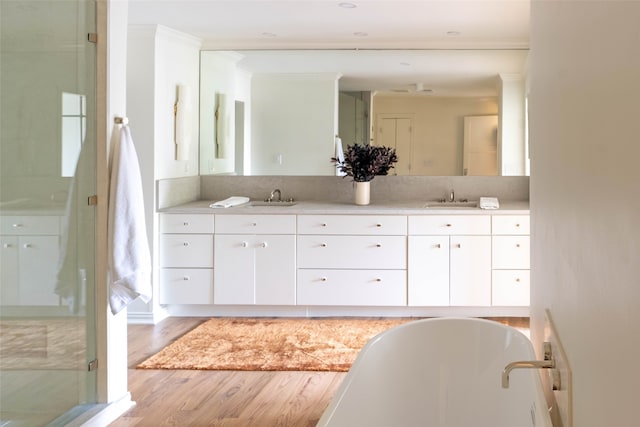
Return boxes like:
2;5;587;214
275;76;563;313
424;200;479;209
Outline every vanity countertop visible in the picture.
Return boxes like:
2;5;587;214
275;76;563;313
0;199;66;216
159;200;530;215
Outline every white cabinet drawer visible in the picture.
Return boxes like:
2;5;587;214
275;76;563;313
492;236;530;269
160;268;214;304
492;215;530;235
492;270;530;306
297;235;406;269
0;216;60;235
160;214;214;234
160;234;213;268
297;215;407;235
216;215;296;234
408;215;490;235
297;269;406;306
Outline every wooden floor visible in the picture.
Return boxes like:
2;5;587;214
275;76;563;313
109;316;529;427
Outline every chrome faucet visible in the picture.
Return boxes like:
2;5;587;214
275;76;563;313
502;342;557;389
502;359;555;388
268;188;282;202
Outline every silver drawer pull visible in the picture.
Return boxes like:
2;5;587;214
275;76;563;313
446;223;452;227
515;223;521;227
375;243;382;248
435;243;441;248
516;244;521;248
375;278;382;282
320;243;327;247
376;223;382;227
251;222;257;226
183;276;190;281
23;243;32;249
12;223;23;228
321;223;327;227
261;242;268;248
320;277;327;282
3;243;11;249
455;243;461;248
241;241;248;248
183;242;189;246
515;278;521;283
183;222;190;226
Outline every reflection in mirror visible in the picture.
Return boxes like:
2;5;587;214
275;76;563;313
199;49;529;177
61;92;86;177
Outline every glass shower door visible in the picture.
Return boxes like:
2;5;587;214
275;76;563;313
0;0;98;425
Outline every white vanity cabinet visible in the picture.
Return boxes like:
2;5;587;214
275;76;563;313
214;215;296;305
491;215;530;306
159;214;214;304
297;215;407;306
408;215;492;306
0;216;61;306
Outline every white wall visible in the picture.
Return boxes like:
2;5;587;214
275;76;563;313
126;25;201;320
529;2;640;426
250;73;338;175
373;96;498;175
498;73;526;176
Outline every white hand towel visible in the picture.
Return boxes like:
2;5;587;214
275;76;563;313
479;197;500;209
107;124;152;315
209;196;250;208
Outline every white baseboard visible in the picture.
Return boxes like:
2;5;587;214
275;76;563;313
165;305;530;318
127;307;170;324
58;393;135;427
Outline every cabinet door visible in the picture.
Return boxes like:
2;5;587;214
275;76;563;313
297;235;406;269
492;270;530;306
160;268;214;305
255;235;296;305
214;235;296;305
214;235;255;304
160;214;214;234
1;236;19;304
19;235;60;305
408;236;449;306
450;235;491;306
297;269;406;306
160;234;213;268
492;236;530;269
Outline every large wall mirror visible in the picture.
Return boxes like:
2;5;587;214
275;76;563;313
199;49;529;177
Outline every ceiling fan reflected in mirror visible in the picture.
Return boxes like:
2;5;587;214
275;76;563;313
386;82;434;94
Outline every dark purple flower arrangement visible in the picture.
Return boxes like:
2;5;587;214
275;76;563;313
331;144;398;182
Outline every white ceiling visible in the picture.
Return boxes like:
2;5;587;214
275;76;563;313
128;0;530;96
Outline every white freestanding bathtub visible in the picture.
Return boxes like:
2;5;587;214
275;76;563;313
317;318;552;427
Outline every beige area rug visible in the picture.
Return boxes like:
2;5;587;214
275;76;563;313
137;317;413;372
0;318;87;370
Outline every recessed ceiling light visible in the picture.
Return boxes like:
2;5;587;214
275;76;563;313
261;32;277;38
446;31;461;36
353;32;368;37
339;2;357;8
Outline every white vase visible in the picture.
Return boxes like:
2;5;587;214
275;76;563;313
354;181;370;205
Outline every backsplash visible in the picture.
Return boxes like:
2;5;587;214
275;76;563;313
158;175;529;209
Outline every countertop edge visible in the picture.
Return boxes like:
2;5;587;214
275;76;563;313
158;200;530;215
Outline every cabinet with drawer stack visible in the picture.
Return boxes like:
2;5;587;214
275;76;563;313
159;214;215;304
296;215;407;306
491;215;530;306
214;214;296;305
